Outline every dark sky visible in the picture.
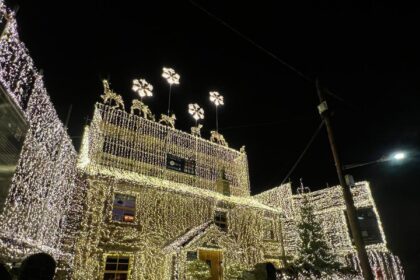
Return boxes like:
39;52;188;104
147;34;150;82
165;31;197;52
8;0;420;277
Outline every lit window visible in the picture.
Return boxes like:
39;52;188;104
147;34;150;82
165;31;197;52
214;211;228;232
112;194;135;223
344;207;383;245
263;219;275;240
166;154;196;175
104;256;129;280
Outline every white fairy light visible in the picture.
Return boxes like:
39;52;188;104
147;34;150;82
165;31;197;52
188;103;204;121
132;78;153;99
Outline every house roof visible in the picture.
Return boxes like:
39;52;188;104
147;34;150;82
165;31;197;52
163;221;213;252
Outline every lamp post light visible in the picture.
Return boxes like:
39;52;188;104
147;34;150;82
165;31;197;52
343;151;407;170
392;152;406;161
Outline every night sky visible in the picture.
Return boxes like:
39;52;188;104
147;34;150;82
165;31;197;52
7;1;420;278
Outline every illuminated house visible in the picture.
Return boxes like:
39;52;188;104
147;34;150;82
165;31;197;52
255;182;405;279
0;2;84;277
0;1;405;279
74;84;405;279
73;92;285;279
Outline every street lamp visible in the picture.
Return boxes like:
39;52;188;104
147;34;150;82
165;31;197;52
343;151;407;170
392;152;406;160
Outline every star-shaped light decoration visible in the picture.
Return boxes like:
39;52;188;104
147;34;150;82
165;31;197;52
188;103;204;121
209;91;224;106
162;67;180;85
132;79;153;99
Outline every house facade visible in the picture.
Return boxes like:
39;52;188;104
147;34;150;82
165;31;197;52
73;98;285;279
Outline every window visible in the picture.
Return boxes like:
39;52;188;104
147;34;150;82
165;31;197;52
345;207;383;245
166;154;196;175
112;194;136;223
0;88;27;214
216;170;230;196
187;251;198;261
263;219;275;240
214;211;228;232
104;256;129;280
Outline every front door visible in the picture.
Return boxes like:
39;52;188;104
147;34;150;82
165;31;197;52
198;249;223;280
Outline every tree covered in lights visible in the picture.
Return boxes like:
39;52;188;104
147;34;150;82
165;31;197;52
292;193;343;277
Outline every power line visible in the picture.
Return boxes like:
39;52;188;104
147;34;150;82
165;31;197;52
280;120;325;185
188;0;350;104
189;0;311;83
221;118;311;131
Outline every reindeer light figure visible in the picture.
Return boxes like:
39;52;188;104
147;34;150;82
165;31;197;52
210;130;228;147
130;99;155;121
191;124;203;137
101;79;125;110
159;113;176;128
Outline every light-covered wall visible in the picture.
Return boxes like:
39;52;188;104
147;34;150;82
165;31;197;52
254;182;405;279
73;173;283;279
81;103;250;197
0;3;85;276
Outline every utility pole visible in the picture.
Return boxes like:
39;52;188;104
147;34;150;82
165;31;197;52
316;79;373;280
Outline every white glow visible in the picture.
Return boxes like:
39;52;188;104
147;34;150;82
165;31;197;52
188;103;204;120
162;67;180;85
393;152;405;161
132;78;153;98
209;91;224;106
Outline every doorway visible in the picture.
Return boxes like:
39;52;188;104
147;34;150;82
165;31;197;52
198;249;223;280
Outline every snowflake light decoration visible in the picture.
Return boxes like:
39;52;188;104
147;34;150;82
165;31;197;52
188;103;204;121
209;91;224;132
132;78;153;98
162;67;180;85
209;91;224;106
